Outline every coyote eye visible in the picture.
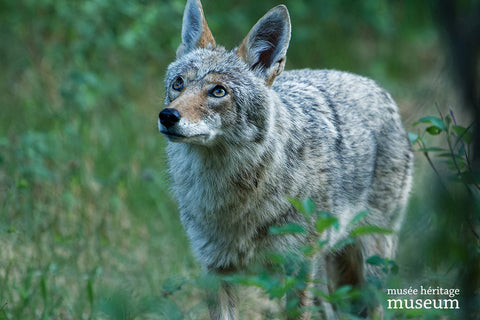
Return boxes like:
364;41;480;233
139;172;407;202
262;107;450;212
210;85;227;98
172;77;184;91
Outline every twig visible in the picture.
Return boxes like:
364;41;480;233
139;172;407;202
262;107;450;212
438;109;463;176
450;109;476;177
447;110;480;244
416;139;450;195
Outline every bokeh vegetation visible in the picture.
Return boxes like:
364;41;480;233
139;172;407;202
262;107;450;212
0;0;478;319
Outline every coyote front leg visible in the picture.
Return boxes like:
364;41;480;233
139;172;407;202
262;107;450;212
208;281;239;320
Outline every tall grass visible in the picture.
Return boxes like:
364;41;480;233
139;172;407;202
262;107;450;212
0;79;202;318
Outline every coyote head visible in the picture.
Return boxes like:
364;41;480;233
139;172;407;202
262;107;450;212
159;0;291;146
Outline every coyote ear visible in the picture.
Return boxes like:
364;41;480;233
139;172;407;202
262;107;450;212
176;0;216;58
237;5;291;86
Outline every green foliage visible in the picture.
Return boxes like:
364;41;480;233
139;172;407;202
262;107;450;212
269;223;306;235
220;200;400;318
406;109;479;319
410;109;479;254
366;255;399;276
410;109;478;194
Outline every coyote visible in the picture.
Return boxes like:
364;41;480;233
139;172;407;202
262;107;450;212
158;0;413;319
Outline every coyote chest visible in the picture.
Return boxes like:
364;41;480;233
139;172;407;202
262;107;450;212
166;139;303;269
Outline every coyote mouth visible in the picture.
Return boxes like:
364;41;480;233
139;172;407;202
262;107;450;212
160;130;185;139
160;130;209;143
160;130;188;141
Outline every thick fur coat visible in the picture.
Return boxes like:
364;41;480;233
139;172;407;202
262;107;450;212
158;1;413;319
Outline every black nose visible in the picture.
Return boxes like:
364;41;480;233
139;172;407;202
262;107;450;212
159;108;181;129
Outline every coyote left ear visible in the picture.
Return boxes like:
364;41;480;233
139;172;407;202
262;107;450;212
176;0;216;58
237;5;291;86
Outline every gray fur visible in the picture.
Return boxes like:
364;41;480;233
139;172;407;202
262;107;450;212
158;1;413;319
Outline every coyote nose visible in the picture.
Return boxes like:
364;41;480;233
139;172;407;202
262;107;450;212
159;108;181;128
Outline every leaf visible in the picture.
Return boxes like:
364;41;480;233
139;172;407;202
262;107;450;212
417;147;445;152
227;273;276;291
87;279;95;306
327;285;353;303
317;239;328;249
350;225;392;236
452;125;473;144
348;210;369;227
332;237;355;251
267;252;286;265
366;255;385;266
445;114;453;127
438;152;463;159
268;283;288;299
162;277;186;295
408;132;419;145
387;260;399;275
333;285;352;297
315;215;338;234
269;223;305;235
458;171;476;185
288;198;316;218
414;116;446;131
288;197;305;213
426;126;442;135
302;198;316;215
158;297;183;320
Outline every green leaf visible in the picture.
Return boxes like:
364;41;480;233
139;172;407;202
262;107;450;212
452;125;473;144
417;147;445;152
302;198;316;215
332;237;355;251
317;239;328;249
350;225;392;236
366;255;385;266
40;275;47;301
227;273;272;290
268;284;288;299
387;260;399;275
301;245;315;257
426;126;442;135
288;198;316;218
333;285;352;297
87;279;94;306
267;252;286;265
438;152;457;158
288;197;307;216
162;277;186;295
315;216;338;234
408;132;419;145
327;285;353;303
269;223;306;235
348;210;369;227
458;171;476;184
414;116;446;131
158;297;183;320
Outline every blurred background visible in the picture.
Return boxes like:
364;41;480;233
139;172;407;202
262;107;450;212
0;0;478;319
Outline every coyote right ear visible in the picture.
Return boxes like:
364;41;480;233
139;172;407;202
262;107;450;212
237;5;291;86
176;0;216;58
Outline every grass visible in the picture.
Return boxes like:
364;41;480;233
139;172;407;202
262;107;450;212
0;78;201;318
